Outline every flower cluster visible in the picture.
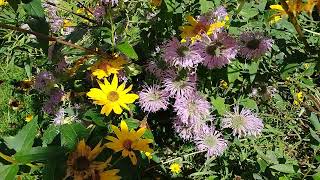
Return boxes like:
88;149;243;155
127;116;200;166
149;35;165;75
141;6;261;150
139;6;267;158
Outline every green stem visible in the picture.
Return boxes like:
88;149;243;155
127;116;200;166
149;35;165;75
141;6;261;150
108;8;116;53
0;152;15;163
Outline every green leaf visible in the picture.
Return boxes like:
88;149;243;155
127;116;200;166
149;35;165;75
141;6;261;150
14;146;66;163
247;61;259;83
228;61;242;83
310;113;320;132
199;0;214;13
8;0;21;11
313;172;320;180
280;63;299;79
42;125;60;146
83;109;106;127
310;128;320;143
211;97;228;115
239;98;258;111
23;0;45;18
124;118;140;129
43;157;66;180
3;117;38;152
270;164;296;174
0;165;19;180
164;0;175;12
116;41;138;60
239;3;259;20
257;158;268;172
60;123;89;150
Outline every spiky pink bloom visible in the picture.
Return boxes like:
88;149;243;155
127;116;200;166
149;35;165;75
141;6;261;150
239;32;273;59
194;125;228;158
162;38;203;68
173;116;210;141
173;92;211;124
34;71;55;91
145;61;163;78
199;6;228;24
94;6;106;21
43;88;64;114
162;71;197;98
194;33;238;69
221;106;263;137
139;85;169;113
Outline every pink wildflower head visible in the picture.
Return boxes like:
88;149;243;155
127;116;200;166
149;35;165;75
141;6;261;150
199;6;228;24
194;125;228;158
162;71;196;98
173;92;211;124
239;32;273;59
162;37;203;68
139;84;169;113
221;106;264;137
94;6;106;21
173;116;210;141
145;61;163;78
194;33;238;69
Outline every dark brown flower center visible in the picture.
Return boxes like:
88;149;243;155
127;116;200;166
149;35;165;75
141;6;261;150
193;23;207;34
246;39;261;50
107;91;119;102
123;139;133;150
74;156;90;171
206;42;224;56
176;46;189;57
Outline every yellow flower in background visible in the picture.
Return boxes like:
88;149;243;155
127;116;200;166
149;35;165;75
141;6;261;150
169;163;181;174
66;140;110;180
87;74;139;116
76;8;86;14
150;0;162;7
25;114;33;122
269;4;287;24
293;91;303;105
179;15;226;42
99;169;121;180
0;0;7;6
105;120;153;165
144;151;152;160
91;55;127;79
63;19;74;28
219;80;228;90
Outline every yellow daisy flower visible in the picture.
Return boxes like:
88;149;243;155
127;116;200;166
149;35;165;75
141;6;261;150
179;15;226;42
105;120;153;165
87;74;139;116
269;4;287;24
0;0;7;6
66;139;110;180
91;55;127;79
25;114;33;122
169;163;181;174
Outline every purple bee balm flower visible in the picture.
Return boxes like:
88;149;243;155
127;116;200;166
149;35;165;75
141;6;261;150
145;61;163;78
43;88;64;114
194;33;238;69
221;106;264;137
52;107;65;125
173;92;211;124
101;0;118;6
94;6;106;21
162;38;203;68
194;125;228;158
139;85;169;113
199;6;228;24
34;71;55;91
162;71;196;98
239;32;273;59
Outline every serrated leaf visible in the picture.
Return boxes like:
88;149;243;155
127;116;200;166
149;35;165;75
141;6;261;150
240;98;258;111
228;61;242;83
164;0;175;12
3;117;38;152
0;165;19;180
270;164;296;174
116;41;138;60
23;0;44;18
83;109;106;127
239;3;259;20
124;118;140;129
14;146;66;163
42;125;60;146
247;61;259;83
211;97;228;115
60;123;89;150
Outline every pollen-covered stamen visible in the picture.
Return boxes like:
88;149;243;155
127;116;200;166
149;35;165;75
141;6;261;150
74;156;90;171
206;41;224;56
123;139;133;150
176;46;190;57
107;91;119;102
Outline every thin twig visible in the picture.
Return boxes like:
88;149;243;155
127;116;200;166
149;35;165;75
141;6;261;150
0;23;111;59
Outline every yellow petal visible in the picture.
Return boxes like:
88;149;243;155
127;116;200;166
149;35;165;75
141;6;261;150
105;142;123;152
135;127;146;139
106;136;119;142
111;125;121;138
111;74;118;90
120;120;129;133
186;15;197;26
87;88;107;101
88;141;104;160
122;94;139;103
122;84;133;94
113;103;123;114
122;149;129;157
101;104;113;116
128;151;137;165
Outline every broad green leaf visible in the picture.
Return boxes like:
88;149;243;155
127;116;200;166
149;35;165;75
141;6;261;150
8;0;21;11
124;118;140;129
310;128;320;143
240;98;258;111
228;61;242;83
164;0;175;12
0;165;19;180
199;0;214;13
310;113;320;132
42;125;60;146
23;0;45;18
43;157;66;180
14;146;66;163
211;97;228;115
239;3;259;20
280;63;299;79
3;117;38;152
257;158;268;172
61;123;89;150
83;109;106;127
247;61;260;83
313;172;320;180
116;41;138;60
270;164;296;174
